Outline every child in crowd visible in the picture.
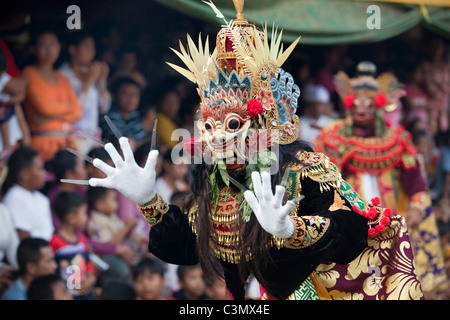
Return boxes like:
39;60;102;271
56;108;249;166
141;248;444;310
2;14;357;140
133;257;173;300
86;147;112;179
139;104;157;140
172;264;209;300
156;89;181;148
110;47;147;88
155;148;189;203
100;77;146;148
204;260;227;300
59;30;111;154
50;191;96;299
86;187;137;245
45;150;87;229
299;84;334;143
2;147;54;241
1;238;57;300
84;147;139;268
22;24;82;162
27;273;74;300
86;186;139;283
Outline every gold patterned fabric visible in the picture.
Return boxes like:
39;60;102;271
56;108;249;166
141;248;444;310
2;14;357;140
316;214;424;300
142;151;424;299
315;119;447;294
283;216;330;249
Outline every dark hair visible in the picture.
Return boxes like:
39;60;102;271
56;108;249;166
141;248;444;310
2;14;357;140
27;274;64;300
133;257;166;280
61;29;95;63
186;139;314;289
52;191;86;222
101;279;136;300
118;45;138;57
86;186;109;208
134;142;151;167
156;88;181;112
65;29;94;48
17;238;50;276
2;147;38;195
203;259;224;287
87;147;112;163
29;22;60;46
159;148;182;176
412;130;429;145
170;191;189;210
111;76;141;95
177;264;201;282
45;150;78;182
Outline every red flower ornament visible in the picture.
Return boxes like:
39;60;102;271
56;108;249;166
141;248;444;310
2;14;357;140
368;228;377;237
380;217;391;226
343;94;355;108
247;99;264;119
367;207;378;220
371;197;381;206
374;93;387;107
375;224;385;234
383;208;392;218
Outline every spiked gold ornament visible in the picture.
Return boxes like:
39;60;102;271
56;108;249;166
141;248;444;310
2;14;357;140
167;0;303;145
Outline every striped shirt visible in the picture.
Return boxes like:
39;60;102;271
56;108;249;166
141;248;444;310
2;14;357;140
100;105;147;142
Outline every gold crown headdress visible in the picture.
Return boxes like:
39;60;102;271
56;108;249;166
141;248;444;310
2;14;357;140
334;61;405;110
166;0;302;145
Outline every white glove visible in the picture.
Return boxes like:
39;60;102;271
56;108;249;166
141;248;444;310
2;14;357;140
244;171;297;239
89;137;159;206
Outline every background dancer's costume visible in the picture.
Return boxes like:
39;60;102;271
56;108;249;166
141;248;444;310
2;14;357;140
314;61;447;295
87;1;423;300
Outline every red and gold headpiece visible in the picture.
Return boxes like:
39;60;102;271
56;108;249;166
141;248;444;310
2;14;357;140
334;61;405;111
166;0;302;156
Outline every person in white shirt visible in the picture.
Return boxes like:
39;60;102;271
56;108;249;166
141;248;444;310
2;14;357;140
2;147;54;241
0;203;20;293
0;203;19;269
58;30;110;153
299;84;334;144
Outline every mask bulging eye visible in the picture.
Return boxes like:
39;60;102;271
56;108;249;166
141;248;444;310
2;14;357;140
225;115;244;132
228;119;240;130
204;118;215;132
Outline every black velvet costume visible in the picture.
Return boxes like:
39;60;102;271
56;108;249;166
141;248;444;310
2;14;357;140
144;151;368;300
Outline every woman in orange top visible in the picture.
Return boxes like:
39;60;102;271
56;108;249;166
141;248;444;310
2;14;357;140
23;26;82;162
